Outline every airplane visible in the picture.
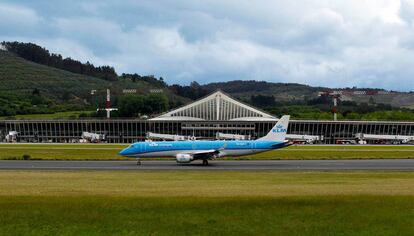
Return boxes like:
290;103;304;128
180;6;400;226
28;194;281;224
119;115;291;165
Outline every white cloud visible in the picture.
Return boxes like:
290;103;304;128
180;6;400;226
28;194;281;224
1;0;414;90
34;38;106;64
0;3;40;29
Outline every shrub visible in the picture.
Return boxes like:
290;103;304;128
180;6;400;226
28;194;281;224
22;154;31;160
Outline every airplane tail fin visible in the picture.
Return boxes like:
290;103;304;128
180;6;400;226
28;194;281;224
259;115;290;141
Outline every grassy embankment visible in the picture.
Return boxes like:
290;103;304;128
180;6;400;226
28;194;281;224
0;144;414;160
0;171;413;235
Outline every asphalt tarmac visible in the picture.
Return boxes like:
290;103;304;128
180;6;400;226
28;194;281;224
1;159;414;170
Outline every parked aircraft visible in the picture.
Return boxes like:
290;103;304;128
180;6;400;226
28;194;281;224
120;115;290;165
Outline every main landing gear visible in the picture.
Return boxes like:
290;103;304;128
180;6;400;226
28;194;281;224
136;159;141;166
202;160;209;166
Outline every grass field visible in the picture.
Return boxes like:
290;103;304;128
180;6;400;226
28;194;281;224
1;143;414;160
0;171;413;235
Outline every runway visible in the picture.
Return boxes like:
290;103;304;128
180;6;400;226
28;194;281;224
1;159;414;170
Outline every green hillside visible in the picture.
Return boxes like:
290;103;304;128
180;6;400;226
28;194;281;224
0;50;185;116
0;50;109;99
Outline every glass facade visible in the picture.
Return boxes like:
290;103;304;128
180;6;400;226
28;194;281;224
1;119;414;144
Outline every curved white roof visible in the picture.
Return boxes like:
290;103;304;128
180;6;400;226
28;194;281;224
151;91;276;121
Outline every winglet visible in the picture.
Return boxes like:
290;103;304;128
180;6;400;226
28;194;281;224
258;115;290;141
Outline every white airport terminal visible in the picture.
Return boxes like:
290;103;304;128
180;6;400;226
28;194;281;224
1;91;414;144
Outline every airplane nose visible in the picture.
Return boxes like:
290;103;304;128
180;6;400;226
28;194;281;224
119;147;130;156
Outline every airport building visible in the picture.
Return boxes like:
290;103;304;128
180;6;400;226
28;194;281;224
1;91;414;144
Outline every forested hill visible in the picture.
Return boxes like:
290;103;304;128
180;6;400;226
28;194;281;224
201;80;324;102
2;41;412;108
1;41;117;81
0;49;186;117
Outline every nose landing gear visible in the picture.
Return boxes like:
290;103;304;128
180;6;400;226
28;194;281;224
202;160;209;166
137;159;141;166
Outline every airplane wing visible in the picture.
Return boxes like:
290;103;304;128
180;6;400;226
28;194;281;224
183;149;221;160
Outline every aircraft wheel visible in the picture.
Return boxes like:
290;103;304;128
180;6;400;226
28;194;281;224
202;160;208;166
137;160;141;166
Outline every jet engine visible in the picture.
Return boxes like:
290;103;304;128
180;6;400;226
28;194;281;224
176;153;193;163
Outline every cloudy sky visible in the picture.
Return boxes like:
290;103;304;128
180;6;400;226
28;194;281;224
1;0;414;91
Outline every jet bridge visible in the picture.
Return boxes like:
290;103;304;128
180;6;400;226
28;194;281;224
5;131;18;143
81;132;106;143
285;134;323;144
355;133;414;144
146;132;193;141
216;132;251;140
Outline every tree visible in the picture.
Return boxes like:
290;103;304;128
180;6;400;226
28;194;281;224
251;95;276;107
169;84;208;100
31;88;44;105
61;92;71;101
32;88;40;96
190;81;201;88
118;94;145;117
119;74;167;87
144;93;169;114
117;93;169;117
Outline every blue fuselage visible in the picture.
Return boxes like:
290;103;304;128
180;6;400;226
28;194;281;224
119;140;288;158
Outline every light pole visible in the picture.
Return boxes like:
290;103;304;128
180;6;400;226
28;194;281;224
93;89;118;119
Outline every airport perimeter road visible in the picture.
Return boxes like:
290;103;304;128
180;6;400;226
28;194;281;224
1;159;414;170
